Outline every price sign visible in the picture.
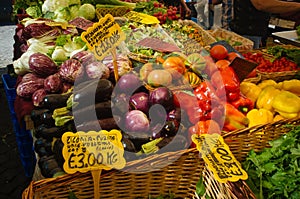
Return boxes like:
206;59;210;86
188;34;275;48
192;134;248;183
81;14;126;60
62;130;126;174
124;11;160;24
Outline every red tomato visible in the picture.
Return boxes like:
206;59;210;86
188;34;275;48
210;45;228;60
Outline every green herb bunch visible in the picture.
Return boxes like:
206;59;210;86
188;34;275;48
243;125;300;199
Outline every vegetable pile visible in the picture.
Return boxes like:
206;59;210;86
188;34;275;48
243;125;300;199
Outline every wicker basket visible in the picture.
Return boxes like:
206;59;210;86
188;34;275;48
22;117;300;199
208;28;254;52
222;117;300;162
241;48;299;82
178;20;217;48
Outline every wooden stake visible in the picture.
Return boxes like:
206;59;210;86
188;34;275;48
111;48;119;82
91;169;102;199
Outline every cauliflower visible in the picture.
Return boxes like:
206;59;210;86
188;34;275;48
42;0;81;14
78;4;96;21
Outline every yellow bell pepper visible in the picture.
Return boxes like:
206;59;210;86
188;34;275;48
256;85;281;111
276;79;300;96
272;90;300;119
240;81;262;103
257;79;277;89
273;114;285;122
246;108;274;127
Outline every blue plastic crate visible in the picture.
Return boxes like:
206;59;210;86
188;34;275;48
1;74;17;114
17;138;34;158
20;153;36;178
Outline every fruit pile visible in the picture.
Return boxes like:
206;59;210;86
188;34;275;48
152;5;179;24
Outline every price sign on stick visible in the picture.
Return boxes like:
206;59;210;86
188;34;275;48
124;11;160;24
62;130;126;199
81;14;126;81
192;134;248;183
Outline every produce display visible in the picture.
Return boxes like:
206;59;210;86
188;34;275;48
7;0;300;198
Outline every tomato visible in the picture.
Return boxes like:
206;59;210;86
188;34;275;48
227;52;241;62
210;45;228;60
215;59;230;70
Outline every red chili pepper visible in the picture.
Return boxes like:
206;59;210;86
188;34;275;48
223;103;249;131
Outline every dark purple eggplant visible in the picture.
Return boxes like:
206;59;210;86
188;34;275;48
72;100;113;124
35;121;75;139
75;117;121;132
73;79;113;106
42;92;72;110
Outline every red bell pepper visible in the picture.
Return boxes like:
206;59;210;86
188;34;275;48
189;119;221;148
211;66;241;102
230;94;254;114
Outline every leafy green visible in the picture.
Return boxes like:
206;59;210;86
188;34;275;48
267;46;300;66
242;125;300;199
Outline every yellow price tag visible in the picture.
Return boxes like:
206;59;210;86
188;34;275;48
81;14;126;60
124;11;160;24
62;130;126;174
192;134;248;183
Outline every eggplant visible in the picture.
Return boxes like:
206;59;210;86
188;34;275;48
53;138;64;168
73;79;113;107
35;121;76;139
38;155;62;178
31;108;50;126
34;137;53;157
75;117;121;132
42;92;72;110
72;100;113;124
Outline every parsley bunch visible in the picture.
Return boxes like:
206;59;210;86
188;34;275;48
243;125;300;199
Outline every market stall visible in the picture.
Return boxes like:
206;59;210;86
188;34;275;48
2;0;300;198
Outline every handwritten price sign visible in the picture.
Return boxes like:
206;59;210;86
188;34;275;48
62;130;126;174
81;14;126;60
192;134;248;183
124;11;160;24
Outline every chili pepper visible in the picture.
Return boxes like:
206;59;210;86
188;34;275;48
188;119;221;148
210;67;240;102
230;94;254;114
223;103;249;131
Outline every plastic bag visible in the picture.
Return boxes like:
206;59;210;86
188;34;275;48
195;0;209;29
